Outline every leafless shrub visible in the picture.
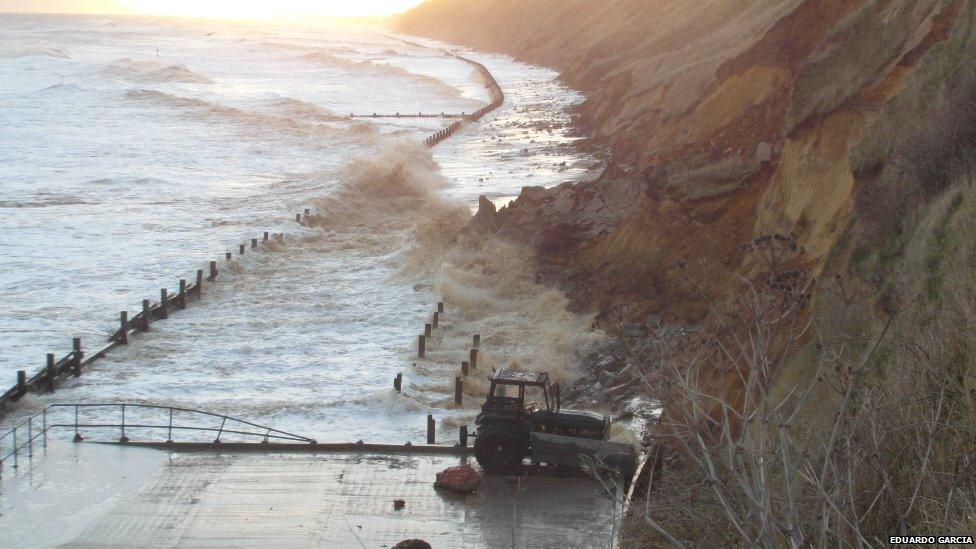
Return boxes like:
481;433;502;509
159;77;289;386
600;237;974;547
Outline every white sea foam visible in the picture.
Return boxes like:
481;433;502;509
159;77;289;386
0;14;597;443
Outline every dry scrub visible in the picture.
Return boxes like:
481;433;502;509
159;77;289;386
609;236;974;547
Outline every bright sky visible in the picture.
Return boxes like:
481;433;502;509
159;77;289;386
0;0;425;18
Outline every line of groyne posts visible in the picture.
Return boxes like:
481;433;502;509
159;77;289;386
350;112;467;119
425;53;504;147
1;51;506;442
345;53;503;148
412;53;502;444
391;299;486;448
0;231;287;417
2;212;482;449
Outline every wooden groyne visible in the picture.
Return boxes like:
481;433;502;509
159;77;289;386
349;112;467;119
459;54;505;122
0;232;286;418
1;44;505;420
423;52;505;148
350;52;504;140
395;298;484;439
351;49;504;148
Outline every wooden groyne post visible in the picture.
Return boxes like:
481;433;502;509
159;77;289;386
179;279;187;309
119;311;129;344
45;354;55;392
72;338;83;377
141;299;151;331
159;289;169;319
427;414;435;444
418;335;426;358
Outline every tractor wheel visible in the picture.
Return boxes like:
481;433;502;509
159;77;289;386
474;425;528;470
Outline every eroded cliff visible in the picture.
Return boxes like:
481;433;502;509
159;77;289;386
396;0;974;321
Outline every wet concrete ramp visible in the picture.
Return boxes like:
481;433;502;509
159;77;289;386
69;451;618;548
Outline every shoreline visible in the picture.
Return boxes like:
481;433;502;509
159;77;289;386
0;27;602;449
0;35;511;422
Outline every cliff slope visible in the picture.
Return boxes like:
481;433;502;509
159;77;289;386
396;0;975;321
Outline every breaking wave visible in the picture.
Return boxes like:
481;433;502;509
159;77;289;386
297;51;469;101
35;83;83;95
106;58;213;84
394;223;599;423
123;89;374;141
269;95;344;123
258;41;358;56
0;194;93;208
308;141;462;229
301;141;596;419
0;42;71;59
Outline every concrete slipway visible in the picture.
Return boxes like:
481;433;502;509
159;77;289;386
0;442;620;548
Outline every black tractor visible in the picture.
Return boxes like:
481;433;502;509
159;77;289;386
473;369;613;470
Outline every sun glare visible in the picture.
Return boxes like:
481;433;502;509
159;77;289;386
1;0;425;19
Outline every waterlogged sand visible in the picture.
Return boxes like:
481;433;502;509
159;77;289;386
0;443;619;548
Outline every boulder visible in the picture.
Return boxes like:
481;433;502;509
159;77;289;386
518;185;550;205
434;464;483;493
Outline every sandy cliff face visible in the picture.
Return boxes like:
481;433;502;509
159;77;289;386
396;0;970;320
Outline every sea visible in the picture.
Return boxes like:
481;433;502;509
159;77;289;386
0;13;600;444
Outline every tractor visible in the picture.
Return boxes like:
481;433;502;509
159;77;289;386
473;369;635;477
